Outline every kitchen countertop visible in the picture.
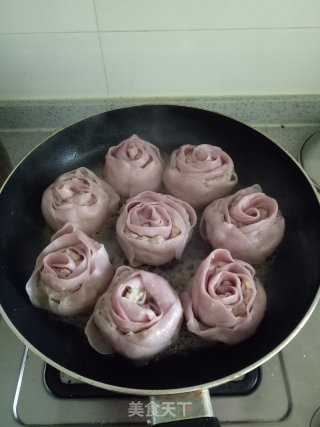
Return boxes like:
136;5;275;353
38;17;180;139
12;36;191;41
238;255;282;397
0;95;320;427
1;94;320;166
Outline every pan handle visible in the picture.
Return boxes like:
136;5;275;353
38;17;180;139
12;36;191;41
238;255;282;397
149;389;221;426
153;418;220;426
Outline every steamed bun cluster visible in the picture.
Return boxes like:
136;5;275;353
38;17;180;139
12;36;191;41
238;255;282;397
26;133;285;361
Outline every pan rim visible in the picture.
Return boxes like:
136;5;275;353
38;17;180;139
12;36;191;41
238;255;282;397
1;103;319;203
1;283;320;396
1;103;320;395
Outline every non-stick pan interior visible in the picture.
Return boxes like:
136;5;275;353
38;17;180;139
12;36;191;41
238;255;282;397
1;105;320;392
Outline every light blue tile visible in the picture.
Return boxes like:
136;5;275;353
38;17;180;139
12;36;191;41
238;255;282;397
100;29;320;97
0;34;107;98
95;0;320;31
0;0;97;33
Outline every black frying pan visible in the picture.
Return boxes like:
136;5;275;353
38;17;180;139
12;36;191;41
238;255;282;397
1;105;320;426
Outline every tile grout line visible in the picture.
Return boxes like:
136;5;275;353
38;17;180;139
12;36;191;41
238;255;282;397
92;0;109;96
1;26;320;36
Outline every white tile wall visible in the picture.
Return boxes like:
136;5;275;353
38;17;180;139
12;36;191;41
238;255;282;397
0;0;320;99
0;0;97;33
0;34;107;98
101;29;320;96
95;0;320;31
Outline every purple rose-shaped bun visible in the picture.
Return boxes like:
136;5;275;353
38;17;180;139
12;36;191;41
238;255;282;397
104;134;164;198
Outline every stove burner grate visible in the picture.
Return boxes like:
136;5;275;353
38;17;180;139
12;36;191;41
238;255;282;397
44;364;260;399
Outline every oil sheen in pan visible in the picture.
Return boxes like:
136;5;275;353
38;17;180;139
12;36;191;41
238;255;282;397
58;219;273;361
95;208;274;358
45;159;274;361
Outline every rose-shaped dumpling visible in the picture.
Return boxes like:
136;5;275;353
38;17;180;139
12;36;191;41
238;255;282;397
85;266;183;360
26;223;114;316
163;144;238;208
41;167;120;236
200;184;285;264
181;249;266;344
104;134;164;198
116;191;197;266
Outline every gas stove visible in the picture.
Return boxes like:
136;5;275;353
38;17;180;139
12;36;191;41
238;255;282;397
1;301;320;427
1;105;320;426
